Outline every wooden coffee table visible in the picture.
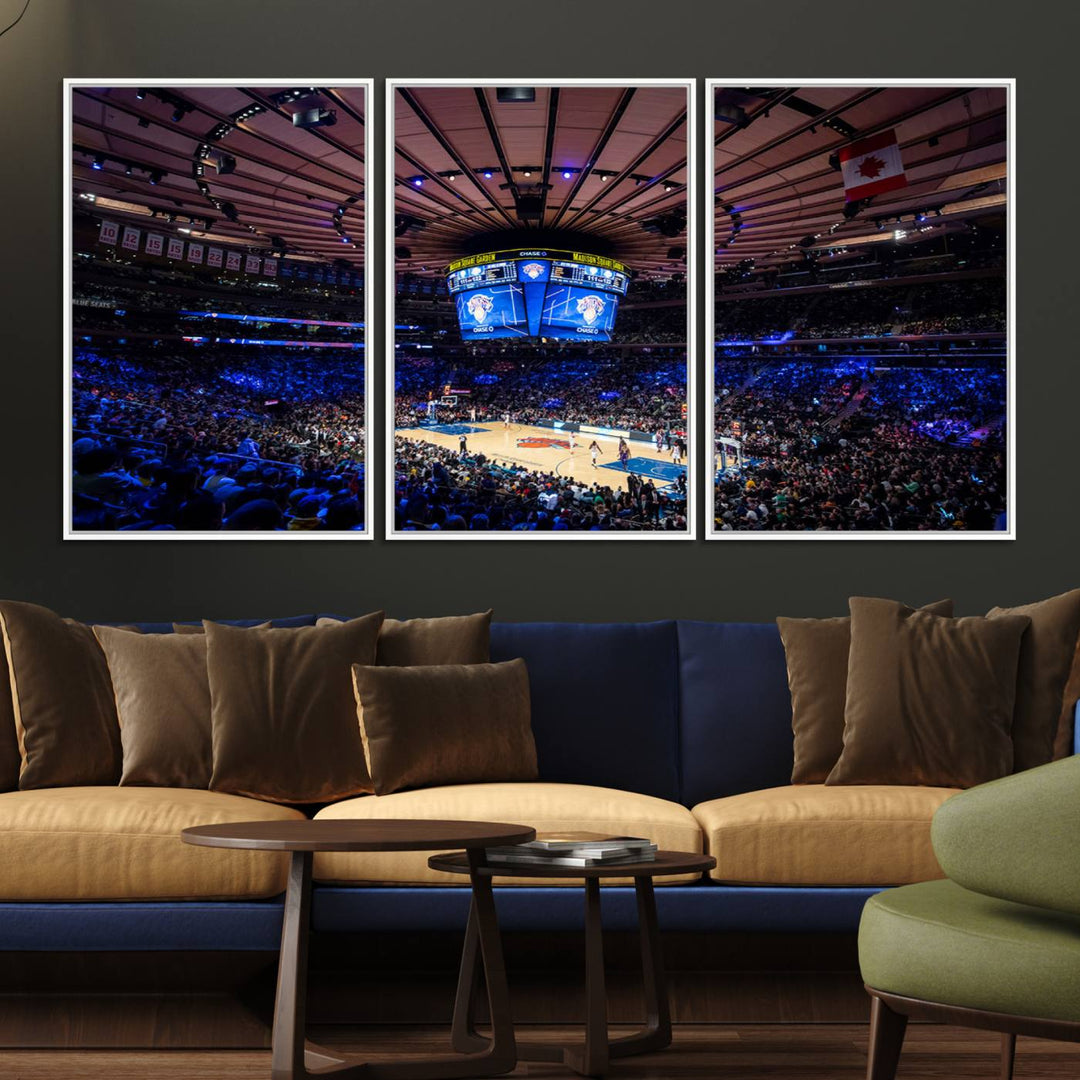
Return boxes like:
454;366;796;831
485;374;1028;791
429;849;716;1078
183;819;535;1080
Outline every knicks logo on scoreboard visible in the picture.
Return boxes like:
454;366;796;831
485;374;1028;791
517;437;570;449
575;294;606;325
466;293;495;324
521;262;545;280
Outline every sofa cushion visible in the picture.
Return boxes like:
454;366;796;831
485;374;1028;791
0;787;305;900
352;660;536;795
0;600;122;788
677;621;794;806
0;647;17;793
490;621;679;801
860;879;1080;1022
312;782;702;886
693;784;958;886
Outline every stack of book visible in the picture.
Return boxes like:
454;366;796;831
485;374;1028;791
484;832;657;868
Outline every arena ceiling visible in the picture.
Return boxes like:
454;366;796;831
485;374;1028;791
714;85;1008;270
392;85;690;278
70;85;366;266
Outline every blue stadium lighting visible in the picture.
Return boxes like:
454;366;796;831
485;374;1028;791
179;310;365;330
92;156;104;170
483;170;493;179
562;170;572;179
412;176;424;187
341;236;351;243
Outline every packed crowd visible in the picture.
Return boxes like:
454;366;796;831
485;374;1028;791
395;354;687;433
71;344;366;532
714;360;1007;532
394;436;688;532
714;273;1005;342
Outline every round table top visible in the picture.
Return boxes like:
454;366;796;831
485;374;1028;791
428;849;716;879
181;819;536;853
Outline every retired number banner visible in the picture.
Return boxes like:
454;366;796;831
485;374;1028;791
225;250;242;271
121;226;141;252
187;242;204;264
263;259;277;277
245;254;261;274
145;232;164;257
167;237;185;260
99;220;120;245
206;246;223;268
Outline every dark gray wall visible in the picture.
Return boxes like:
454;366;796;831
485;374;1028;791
0;0;1072;623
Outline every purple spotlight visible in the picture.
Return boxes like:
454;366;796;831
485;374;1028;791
413;176;423;187
562;169;572;180
483;170;493;179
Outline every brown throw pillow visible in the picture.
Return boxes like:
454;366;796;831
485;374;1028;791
93;626;213;788
207;613;384;803
987;589;1080;772
827;598;1029;788
778;599;954;784
351;659;537;796
1057;640;1080;760
0;648;19;792
317;611;492;666
0;600;121;788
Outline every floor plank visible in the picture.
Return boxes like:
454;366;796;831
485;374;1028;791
1;1024;1079;1079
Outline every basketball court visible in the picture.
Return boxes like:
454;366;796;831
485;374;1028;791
397;420;687;493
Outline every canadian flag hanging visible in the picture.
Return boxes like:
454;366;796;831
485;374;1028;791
839;130;907;201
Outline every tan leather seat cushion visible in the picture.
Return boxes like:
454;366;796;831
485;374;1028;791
314;782;703;886
0;787;306;900
693;785;959;886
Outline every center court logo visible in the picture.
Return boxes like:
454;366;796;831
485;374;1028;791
517;437;570;449
575;294;605;325
466;293;494;324
521;262;545;280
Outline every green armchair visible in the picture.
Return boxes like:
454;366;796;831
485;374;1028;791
859;755;1080;1080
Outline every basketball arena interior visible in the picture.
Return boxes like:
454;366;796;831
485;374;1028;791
712;85;1008;533
390;84;691;534
70;85;368;533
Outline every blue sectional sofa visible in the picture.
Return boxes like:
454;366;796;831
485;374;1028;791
2;616;1075;955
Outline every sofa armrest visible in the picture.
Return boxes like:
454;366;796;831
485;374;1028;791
1074;699;1080;756
931;756;1080;916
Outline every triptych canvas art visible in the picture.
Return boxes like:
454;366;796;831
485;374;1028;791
64;79;1012;541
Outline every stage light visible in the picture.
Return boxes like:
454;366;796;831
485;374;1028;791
447;173;456;182
412;176;424;187
341;236;350;243
562;170;572;180
91;155;104;170
600;173;609;182
135;89;146;100
664;183;673;192
523;170;532;177
483;170;493;179
171;107;184;123
149;170;163;185
124;164;133;177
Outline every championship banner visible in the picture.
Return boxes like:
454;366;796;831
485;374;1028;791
121;225;141;252
145;233;164;257
167;237;185;260
206;246;223;268
839;129;907;201
326;270;337;285
263;258;277;277
279;262;292;278
225;250;242;271
245;254;261;274
99;220;120;245
312;269;324;283
187;242;204;264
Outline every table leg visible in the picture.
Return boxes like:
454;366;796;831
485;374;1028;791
272;849;515;1080
449;898;487;1054
609;875;671;1057
272;850;315;1080
563;877;609;1078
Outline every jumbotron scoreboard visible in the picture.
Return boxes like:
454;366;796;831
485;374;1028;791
446;249;630;343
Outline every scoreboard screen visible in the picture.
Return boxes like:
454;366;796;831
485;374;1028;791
446;249;629;342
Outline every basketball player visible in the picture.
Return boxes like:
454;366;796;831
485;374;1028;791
567;430;576;452
589;439;601;468
618;438;630;471
459;433;468;455
503;411;511;429
671;441;682;466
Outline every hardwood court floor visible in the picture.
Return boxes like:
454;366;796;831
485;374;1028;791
398;421;685;494
4;1024;1080;1079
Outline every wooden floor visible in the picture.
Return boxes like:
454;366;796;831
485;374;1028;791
4;1024;1080;1079
397;420;685;493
